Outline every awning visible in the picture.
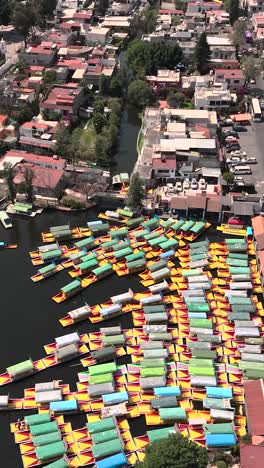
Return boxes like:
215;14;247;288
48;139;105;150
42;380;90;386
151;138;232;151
201;167;221;178
230;113;251;122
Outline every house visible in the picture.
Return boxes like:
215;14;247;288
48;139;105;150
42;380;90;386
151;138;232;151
214;69;245;89
13;163;65;197
209;58;240;69
19;42;57;66
86;27;111;44
159;9;184;16
0;80;37;110
40;83;86;117
19;121;59;155
2;150;66;170
186;1;222;14
100;16;131;32
0;115;16;145
146;69;180;90
207;36;236;60
246;0;264;15
152;156;177;179
195;83;233;110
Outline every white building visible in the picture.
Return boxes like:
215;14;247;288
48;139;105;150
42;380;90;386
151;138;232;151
195;84;233;110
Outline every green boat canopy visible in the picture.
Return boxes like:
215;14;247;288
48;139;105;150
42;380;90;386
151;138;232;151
35;441;66;461
87;417;116;434
41;249;62;260
79;258;98;272
25;413;51;426
39;263;57;275
7;359;34;377
92;263;113;277
89;362;117;376
159;407;187;420
30;421;58;437
125;251;145;262
190;221;206;234
74;237;94;249
159;238;178;250
61;279;81;294
91;438;123;459
147;426;175;443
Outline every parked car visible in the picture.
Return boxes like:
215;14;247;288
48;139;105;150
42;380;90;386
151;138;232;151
191;178;198;190
226;156;241;164
226;145;240;153
175;181;183;192
230;150;247;157
219;119;234;127
234;176;244;182
233;125;247;132
242;156;257;164
225;136;238;145
228;216;244;225
223;130;239;137
230;165;251;175
183;178;190;190
199;178;207;190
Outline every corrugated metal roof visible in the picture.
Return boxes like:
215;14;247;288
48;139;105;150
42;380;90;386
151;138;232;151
244;379;264;436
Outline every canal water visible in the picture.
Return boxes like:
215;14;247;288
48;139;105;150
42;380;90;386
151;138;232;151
113;106;141;176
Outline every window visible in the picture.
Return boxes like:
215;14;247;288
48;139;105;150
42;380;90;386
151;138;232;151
234;79;239;83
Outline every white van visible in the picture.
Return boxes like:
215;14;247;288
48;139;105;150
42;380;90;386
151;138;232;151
230;165;251;175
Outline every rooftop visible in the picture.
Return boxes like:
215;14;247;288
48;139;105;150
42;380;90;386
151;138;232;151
4;150;66;167
14;164;64;189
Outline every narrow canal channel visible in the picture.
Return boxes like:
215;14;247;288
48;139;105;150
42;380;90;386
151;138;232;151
113;105;141;175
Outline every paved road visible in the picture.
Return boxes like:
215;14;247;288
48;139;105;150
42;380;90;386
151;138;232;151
237;123;264;195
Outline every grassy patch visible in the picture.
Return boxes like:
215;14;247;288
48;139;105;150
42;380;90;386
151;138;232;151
80;123;96;149
138;131;144;153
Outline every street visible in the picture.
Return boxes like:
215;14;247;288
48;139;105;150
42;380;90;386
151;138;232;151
236;122;264;195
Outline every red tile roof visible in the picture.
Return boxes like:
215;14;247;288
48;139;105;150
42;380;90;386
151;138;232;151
57;59;87;70
60;21;80;30
152;158;177;170
73;11;92;19
159;9;184;14
4;150;66;167
0;115;8;125
215;68;244;79
21;122;48;130
14;164;64;189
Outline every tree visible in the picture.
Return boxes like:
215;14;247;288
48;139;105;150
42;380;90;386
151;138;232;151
224;0;239;25
24;167;34;202
93;97;105;115
99;75;110;95
0;141;8;157
39;0;57;18
43;69;57;84
136;433;208;468
93;113;107;134
95;135;109;165
3;162;16;203
241;56;261;83
195;32;211;74
127;172;145;210
109;77;122;97
223;171;234;185
12;1;39;47
231;19;247;48
55;125;72;159
11;105;34;125
127;80;155;110
0;0;12;25
144;8;157;34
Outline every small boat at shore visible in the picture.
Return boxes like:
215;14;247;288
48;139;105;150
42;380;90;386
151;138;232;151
52;263;113;303
0;241;17;249
0;211;12;229
31;262;64;283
